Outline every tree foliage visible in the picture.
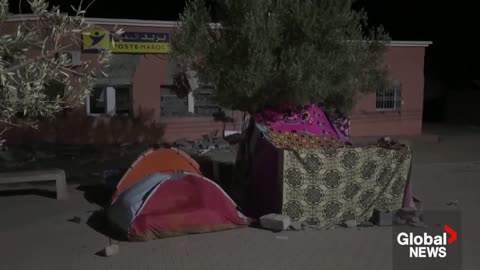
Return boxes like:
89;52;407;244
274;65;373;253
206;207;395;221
172;0;390;116
0;0;118;137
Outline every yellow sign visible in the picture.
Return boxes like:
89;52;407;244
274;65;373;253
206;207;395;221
82;30;171;54
82;29;111;51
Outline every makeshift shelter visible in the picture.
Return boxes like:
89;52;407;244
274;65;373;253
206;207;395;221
254;104;351;142
112;147;201;202
108;172;250;241
237;104;414;228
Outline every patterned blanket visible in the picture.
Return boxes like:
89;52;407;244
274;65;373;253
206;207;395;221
281;145;411;228
267;128;346;150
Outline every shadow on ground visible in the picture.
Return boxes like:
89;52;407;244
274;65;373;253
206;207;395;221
74;184;127;241
0;189;56;199
77;184;112;208
86;210;127;242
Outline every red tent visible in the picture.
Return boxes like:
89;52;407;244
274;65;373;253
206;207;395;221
108;172;250;240
112;147;201;203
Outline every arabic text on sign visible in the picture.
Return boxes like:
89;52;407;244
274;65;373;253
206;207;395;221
115;32;170;43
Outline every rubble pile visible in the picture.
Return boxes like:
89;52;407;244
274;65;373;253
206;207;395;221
173;130;239;156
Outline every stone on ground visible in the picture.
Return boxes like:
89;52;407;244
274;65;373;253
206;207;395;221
102;244;119;257
289;221;303;231
446;200;459;206
359;220;374;227
343;220;357;228
259;214;291;231
393;207;424;226
68;216;82;224
371;209;393;226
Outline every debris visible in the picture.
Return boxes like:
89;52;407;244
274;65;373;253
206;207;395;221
275;235;289;240
174;134;237;155
359;220;374;227
394;216;407;225
326;225;339;230
68;216;82;224
101;244;119;257
213;138;231;150
303;224;322;231
197;140;214;150
224;130;241;137
446;200;459;206
395;208;419;219
260;214;291;231
224;133;241;144
174;139;195;149
199;149;213;155
408;218;427;228
394;207;424;226
343;219;357;228
371;209;393;226
69;211;96;224
289;221;303;231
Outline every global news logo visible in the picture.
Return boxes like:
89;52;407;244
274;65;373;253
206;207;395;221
396;225;458;258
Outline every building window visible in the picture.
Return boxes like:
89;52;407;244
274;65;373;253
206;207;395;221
114;86;132;115
376;80;402;111
160;87;189;116
193;85;220;116
89;87;107;114
160;84;219;117
86;85;132;116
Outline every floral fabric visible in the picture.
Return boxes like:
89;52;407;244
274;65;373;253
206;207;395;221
254;104;341;139
282;145;412;228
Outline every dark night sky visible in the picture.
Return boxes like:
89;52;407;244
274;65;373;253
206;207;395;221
8;0;479;81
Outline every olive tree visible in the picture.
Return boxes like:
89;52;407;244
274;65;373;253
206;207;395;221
0;0;120;145
172;0;390;117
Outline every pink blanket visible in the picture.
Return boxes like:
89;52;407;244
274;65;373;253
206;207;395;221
254;104;340;138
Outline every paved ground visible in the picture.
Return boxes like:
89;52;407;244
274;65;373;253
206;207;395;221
1;124;479;270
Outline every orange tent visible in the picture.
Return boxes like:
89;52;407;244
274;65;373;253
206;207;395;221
112;147;201;202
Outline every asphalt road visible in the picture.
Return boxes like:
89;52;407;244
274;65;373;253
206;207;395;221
0;126;479;270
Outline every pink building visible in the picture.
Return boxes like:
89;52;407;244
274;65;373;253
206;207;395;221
4;17;432;144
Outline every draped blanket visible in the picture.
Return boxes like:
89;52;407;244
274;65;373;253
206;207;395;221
281;145;412;228
238;115;413;227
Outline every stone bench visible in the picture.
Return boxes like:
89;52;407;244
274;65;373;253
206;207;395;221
0;169;68;200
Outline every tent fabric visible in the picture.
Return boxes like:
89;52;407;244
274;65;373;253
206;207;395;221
107;173;185;233
112;147;201;202
107;172;249;241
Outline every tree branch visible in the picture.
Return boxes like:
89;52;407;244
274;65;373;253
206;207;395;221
6;44;72;72
0;126;8;136
0;119;20;127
